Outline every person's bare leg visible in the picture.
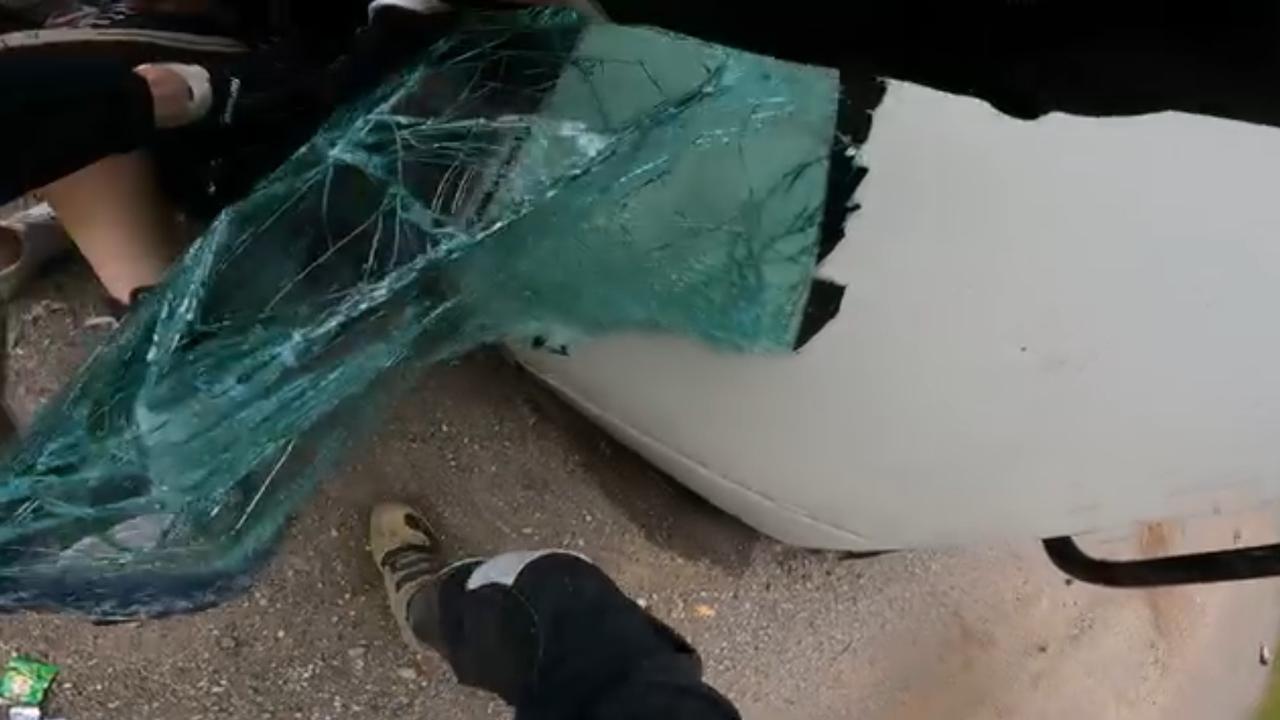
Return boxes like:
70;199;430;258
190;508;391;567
40;151;182;304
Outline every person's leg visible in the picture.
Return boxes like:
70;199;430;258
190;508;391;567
0;58;220;302
0;3;251;302
369;503;741;719
40;151;183;303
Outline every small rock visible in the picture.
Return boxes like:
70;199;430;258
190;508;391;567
1261;643;1273;667
347;646;368;659
395;667;418;681
218;636;237;651
276;629;286;640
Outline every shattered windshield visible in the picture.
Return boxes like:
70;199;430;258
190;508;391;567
0;10;860;618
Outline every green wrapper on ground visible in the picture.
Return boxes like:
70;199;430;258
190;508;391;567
0;657;58;706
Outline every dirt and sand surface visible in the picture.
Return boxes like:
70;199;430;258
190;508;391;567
1;261;1278;719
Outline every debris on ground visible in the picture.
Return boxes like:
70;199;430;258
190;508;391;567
0;657;58;707
7;706;41;720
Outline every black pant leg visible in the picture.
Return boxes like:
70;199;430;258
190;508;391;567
408;551;741;719
190;6;462;216
0;54;154;204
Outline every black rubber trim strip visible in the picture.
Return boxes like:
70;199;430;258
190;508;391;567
816;73;885;264
794;72;885;349
794;279;845;351
1043;536;1280;588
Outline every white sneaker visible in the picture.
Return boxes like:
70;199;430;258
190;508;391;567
368;0;453;18
0;203;72;302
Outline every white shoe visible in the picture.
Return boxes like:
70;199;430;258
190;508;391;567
368;0;453;19
0;203;73;302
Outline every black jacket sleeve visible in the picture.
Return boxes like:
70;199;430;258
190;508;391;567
0;55;156;204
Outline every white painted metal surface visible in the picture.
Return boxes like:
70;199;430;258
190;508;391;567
519;80;1280;551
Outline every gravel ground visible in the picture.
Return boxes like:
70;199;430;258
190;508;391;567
1;263;1278;719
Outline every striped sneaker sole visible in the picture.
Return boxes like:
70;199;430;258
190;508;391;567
0;26;247;54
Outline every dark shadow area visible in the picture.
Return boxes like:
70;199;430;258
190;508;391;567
602;0;1280;131
515;358;764;574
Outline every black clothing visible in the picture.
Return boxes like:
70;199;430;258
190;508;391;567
596;0;1280;130
182;5;460;217
0;8;248;204
409;552;742;720
0;55;155;204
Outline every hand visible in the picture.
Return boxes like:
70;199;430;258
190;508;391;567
133;63;213;129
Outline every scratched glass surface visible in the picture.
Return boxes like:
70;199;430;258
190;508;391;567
0;10;852;617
